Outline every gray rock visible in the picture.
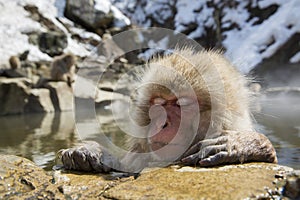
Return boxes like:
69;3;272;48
283;170;300;199
0;78;31;115
38;31;68;57
97;35;125;63
45;81;73;112
25;88;55;113
65;0;114;30
64;0;130;32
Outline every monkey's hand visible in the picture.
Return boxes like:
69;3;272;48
60;141;119;173
181;131;277;167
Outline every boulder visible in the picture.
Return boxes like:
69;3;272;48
283;170;300;199
0;78;31;115
25;88;55;113
64;0;130;31
0;155;63;199
97;34;125;63
45;81;73;112
0;154;296;199
38;31;68;57
104;164;294;199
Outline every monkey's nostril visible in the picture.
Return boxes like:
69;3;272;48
162;122;168;129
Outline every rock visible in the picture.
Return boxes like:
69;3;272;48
0;78;31;115
0;154;64;199
104;164;293;199
252;33;300;87
38;31;68;57
283;170;300;199
73;75;126;104
0;154;296;199
25;88;55;113
0;68;27;78
97;34;125;63
65;0;113;30
45;81;73;112
64;0;130;32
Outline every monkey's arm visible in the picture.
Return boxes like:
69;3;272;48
181;131;277;167
60;141;120;172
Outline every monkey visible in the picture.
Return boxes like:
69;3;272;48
60;48;277;173
50;53;76;87
9;56;21;70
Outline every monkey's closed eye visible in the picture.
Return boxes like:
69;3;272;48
176;97;195;106
153;97;166;105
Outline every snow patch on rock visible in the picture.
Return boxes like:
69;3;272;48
224;0;300;73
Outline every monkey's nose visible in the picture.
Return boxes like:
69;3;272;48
162;121;170;129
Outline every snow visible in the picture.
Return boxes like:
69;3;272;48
258;0;285;8
290;52;300;63
0;0;106;66
224;0;300;73
94;0;131;28
111;5;131;27
1;0;300;71
137;36;169;60
55;0;67;17
0;0;51;65
113;0;300;73
95;0;111;14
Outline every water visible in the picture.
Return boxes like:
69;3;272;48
0;96;299;170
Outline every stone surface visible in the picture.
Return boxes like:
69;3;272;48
0;78;31;115
64;0;130;32
65;0;113;30
0;154;296;199
38;31;68;57
25;88;55;113
105;164;293;199
0;154;61;199
45;81;74;112
283;170;300;199
97;36;125;63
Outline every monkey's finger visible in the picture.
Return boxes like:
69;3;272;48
199;144;227;159
220;130;238;136
61;149;75;169
181;144;226;164
181;153;200;165
181;142;203;158
183;136;227;158
86;151;104;172
199;152;229;167
200;136;228;148
72;149;94;171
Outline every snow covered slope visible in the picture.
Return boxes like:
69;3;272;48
112;0;300;73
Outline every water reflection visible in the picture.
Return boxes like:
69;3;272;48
0;96;299;170
0;112;77;170
254;95;300;169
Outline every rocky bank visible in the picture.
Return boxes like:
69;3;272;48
0;154;299;199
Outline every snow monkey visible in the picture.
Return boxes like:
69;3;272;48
50;53;76;87
9;56;21;70
60;48;277;173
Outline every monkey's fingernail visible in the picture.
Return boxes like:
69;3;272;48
181;155;194;163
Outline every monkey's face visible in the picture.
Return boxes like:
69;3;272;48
146;91;200;160
133;63;208;161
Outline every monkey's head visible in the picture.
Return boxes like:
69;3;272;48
63;54;76;68
132;52;214;160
